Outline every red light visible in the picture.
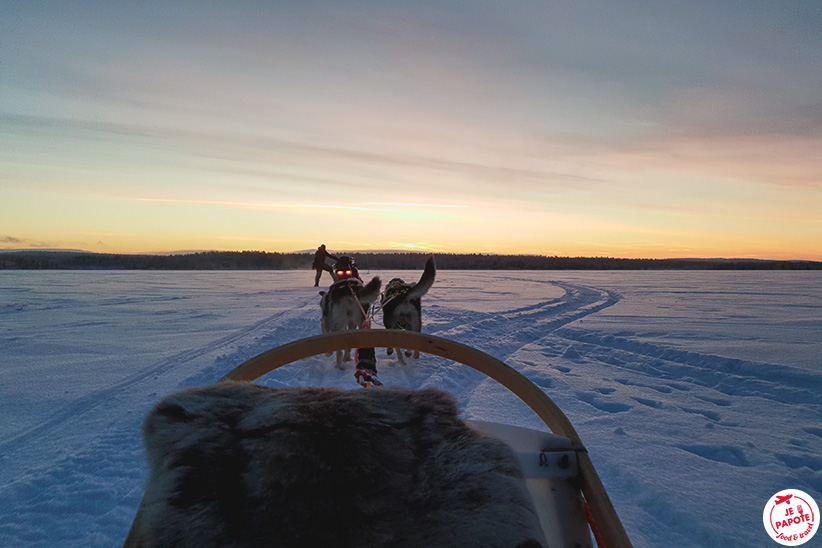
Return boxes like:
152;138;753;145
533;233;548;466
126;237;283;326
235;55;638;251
336;271;344;276
346;270;352;275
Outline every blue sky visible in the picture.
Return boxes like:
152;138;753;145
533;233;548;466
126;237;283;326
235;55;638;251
2;1;821;258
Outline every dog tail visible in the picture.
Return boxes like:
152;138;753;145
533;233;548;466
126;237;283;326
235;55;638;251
407;256;436;300
359;276;382;306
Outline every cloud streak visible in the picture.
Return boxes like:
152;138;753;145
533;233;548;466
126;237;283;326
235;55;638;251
2;1;820;259
129;198;395;212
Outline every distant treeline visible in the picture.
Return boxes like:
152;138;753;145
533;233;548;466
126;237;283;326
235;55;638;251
1;250;821;270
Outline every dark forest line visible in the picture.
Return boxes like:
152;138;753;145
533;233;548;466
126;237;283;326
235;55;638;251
1;250;821;270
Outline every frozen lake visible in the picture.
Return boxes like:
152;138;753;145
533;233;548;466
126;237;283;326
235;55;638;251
1;269;820;547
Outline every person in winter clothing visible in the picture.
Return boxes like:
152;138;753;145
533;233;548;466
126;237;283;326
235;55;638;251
312;244;337;286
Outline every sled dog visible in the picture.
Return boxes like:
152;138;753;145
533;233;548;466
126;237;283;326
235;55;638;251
319;276;381;368
330;255;361;282
381;256;436;363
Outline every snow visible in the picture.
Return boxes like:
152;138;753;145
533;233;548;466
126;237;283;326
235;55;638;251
1;269;820;548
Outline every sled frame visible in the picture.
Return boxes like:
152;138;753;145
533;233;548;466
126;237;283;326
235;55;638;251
218;329;631;548
123;329;631;548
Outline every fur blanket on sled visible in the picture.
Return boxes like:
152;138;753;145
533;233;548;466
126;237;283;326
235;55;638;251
129;383;545;548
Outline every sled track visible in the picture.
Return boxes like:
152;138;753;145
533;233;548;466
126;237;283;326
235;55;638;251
431;281;620;361
392;282;622;399
0;297;320;458
553;327;821;406
4;280;615;440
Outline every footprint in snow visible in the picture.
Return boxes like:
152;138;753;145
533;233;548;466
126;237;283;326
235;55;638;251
677;444;750;467
680;407;721;421
613;377;672;394
577;391;632;413
526;370;554;389
562;346;582;360
632;397;662;408
777;453;822;471
696;395;732;407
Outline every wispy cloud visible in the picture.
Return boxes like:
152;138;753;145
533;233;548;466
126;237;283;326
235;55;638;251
129;197;395;212
3;2;820;259
387;242;445;251
364;202;467;208
212;236;304;243
327;241;445;252
63;231;132;237
0;236;54;249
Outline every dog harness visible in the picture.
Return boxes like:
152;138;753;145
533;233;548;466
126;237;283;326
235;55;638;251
382;279;410;304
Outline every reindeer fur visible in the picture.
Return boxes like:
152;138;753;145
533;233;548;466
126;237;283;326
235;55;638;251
132;383;545;548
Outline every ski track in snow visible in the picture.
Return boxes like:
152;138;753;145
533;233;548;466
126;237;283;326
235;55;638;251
0;299;314;456
0;272;820;548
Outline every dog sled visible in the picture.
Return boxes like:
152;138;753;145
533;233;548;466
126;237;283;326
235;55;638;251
122;330;632;548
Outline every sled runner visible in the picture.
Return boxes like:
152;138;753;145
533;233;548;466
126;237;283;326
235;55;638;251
122;330;632;548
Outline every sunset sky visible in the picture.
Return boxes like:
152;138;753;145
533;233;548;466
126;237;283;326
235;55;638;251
2;1;821;259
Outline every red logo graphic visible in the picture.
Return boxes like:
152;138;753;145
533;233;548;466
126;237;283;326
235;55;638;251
764;489;819;546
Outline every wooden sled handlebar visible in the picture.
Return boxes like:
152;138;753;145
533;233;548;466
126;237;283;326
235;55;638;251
218;330;632;548
124;330;631;548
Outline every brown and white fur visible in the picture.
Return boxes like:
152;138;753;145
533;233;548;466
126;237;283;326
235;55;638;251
381;256;435;363
319;276;381;368
131;383;546;548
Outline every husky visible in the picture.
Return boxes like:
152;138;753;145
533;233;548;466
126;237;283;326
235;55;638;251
330;255;361;282
381;256;436;363
319;276;381;368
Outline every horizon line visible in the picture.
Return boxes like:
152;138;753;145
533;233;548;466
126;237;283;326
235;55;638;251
2;247;820;264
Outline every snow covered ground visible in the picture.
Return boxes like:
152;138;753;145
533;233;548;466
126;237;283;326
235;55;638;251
0;269;820;547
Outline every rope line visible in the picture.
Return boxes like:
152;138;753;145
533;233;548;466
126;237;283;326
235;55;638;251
585;497;606;548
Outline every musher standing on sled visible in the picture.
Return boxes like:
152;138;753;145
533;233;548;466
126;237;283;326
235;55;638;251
313;244;337;286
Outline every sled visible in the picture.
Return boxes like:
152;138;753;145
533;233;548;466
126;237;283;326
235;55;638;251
122;330;632;548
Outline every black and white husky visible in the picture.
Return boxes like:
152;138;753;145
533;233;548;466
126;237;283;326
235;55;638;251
381;256;436;363
319;276;381;368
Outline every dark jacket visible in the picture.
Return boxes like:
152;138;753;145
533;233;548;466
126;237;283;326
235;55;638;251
312;247;337;269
